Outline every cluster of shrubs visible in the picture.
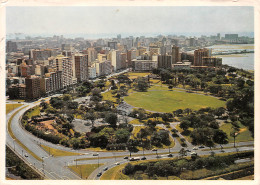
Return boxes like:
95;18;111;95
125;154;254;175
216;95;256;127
122;151;254;179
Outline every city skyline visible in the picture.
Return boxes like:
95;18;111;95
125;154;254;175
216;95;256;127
6;6;254;38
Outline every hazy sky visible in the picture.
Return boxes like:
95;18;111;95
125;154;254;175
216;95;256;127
6;6;254;37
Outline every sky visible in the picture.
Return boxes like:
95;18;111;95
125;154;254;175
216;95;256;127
6;6;254;38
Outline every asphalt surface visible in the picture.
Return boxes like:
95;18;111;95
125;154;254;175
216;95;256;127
5;68;254;180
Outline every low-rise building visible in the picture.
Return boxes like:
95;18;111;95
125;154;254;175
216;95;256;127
173;61;191;70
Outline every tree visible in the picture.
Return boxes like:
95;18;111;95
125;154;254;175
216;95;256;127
62;94;72;101
161;113;170;124
134;77;149;92
69;138;81;149
179;120;190;131
50;97;64;109
67;101;79;110
105;112;118;128
115;129;130;143
173;109;183;117
123;163;134;175
40;101;48;110
127;139;139;157
179;148;187;158
214;107;226;118
84;112;97;127
213;129;228;150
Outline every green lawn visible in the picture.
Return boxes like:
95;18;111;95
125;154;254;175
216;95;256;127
68;163;104;179
126;72;150;80
6;104;22;114
129;119;145;125
102;90;117;103
124;89;226;113
27;106;40;118
40;144;83;157
220;122;254;143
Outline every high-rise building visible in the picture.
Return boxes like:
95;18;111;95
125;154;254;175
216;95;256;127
25;76;41;99
6;41;18;52
45;71;63;92
225;34;238;40
194;48;210;66
87;48;97;66
55;55;73;88
74;54;88;82
8;84;26;99
149;47;160;56
120;53;127;69
95;60;112;76
127;49;137;67
30;49;53;61
40;78;51;96
171;45;180;64
158;55;172;69
111;50;121;71
108;42;117;50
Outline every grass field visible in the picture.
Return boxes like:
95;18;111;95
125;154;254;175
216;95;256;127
102;90;117;103
124;89;226;113
40;144;83;157
126;72;150;80
68;163;104;179
129;119;145;125
27;106;40;118
6;104;22;114
219;122;254;143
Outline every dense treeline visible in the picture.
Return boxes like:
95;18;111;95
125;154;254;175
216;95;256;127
6;146;42;179
122;151;254;179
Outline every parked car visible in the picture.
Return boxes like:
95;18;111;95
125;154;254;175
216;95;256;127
130;157;140;161
186;149;191;152
167;153;173;157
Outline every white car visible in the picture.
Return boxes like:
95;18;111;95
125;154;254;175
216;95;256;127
193;147;198;150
